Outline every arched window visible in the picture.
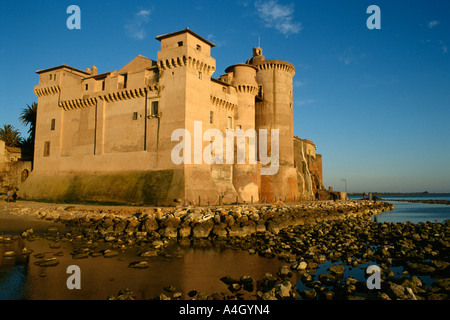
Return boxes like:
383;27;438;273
21;169;29;182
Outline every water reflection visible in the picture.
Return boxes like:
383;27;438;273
0;237;291;300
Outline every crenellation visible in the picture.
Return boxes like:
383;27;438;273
20;28;323;205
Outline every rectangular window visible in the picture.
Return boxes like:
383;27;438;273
151;101;159;115
237;125;242;130
85;84;89;91
132;112;138;120
118;74;128;89
51;119;55;131
43;141;50;157
228;117;232;129
178;41;183;47
196;44;201;51
102;80;105;91
222;87;227;93
210;111;214;124
198;72;202;80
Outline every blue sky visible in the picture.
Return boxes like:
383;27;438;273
0;0;449;193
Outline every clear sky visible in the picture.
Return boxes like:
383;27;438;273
0;0;449;193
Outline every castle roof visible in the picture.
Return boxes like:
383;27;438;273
36;64;90;75
156;28;216;48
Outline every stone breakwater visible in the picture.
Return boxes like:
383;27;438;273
3;200;394;241
4;200;450;300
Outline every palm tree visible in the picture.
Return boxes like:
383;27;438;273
19;102;37;143
19;102;37;163
0;124;22;147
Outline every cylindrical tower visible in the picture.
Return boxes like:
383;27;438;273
250;47;298;202
224;64;260;202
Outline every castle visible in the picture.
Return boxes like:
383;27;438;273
19;28;323;205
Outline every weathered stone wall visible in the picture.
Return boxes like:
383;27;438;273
18;169;185;206
0;161;32;193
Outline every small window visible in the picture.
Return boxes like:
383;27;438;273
228;117;232;129
151;101;159;115
102;80;105;91
209;111;214;124
51;119;55;131
222;87;227;93
178;41;183;47
43;141;50;157
196;44;201;51
198;72;202;80
85;84;89;91
237;125;242;130
119;74;128;89
132;112;138;120
258;85;263;98
49;74;52;80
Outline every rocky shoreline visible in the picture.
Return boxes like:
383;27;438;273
2;200;449;300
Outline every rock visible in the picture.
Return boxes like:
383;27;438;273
220;276;239;285
433;278;450;291
318;273;336;285
278;265;292;278
173;292;183;300
266;221;280;234
302;288;317;300
276;283;291;299
387;282;407;299
34;257;59;267
178;226;192;238
113;220;128;233
292;261;307;271
128;261;149;269
140;250;158;257
406;262;436;275
211;223;228;238
261;288;277;300
329;264;345;275
197;292;209;300
125;219;140;233
159;226;178;238
192;220;214;238
3;251;15;257
103;250;119;258
142;218;159;232
228;283;241;293
72;252;89;259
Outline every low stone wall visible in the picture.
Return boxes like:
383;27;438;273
11;200;395;241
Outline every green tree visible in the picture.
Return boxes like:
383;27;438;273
19;102;37;162
0;124;22;147
19;102;37;143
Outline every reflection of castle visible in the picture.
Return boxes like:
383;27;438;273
20;28;323;205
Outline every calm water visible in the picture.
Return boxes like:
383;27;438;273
349;194;450;224
1;195;449;300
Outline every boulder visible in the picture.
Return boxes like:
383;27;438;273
142;218;159;232
192;219;214;238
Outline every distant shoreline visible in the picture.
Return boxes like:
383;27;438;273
348;192;450;196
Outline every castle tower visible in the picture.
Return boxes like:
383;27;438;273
250;47;298;202
224;64;260;202
156;29;226;205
